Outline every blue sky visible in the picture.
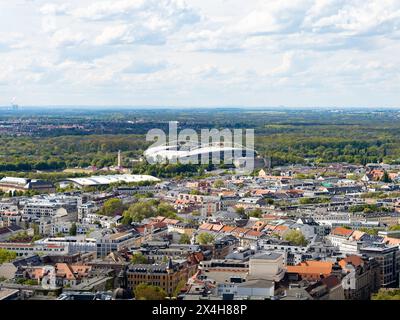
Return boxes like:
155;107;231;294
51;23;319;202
0;0;400;107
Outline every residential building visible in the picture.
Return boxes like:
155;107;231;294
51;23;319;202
359;244;400;288
126;259;196;296
95;231;141;258
340;255;380;300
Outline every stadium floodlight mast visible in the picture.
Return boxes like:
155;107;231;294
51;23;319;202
145;121;255;175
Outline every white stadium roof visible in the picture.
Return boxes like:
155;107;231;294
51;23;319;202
0;177;29;185
65;174;160;187
144;143;256;162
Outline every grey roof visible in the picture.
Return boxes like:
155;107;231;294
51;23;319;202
237;279;274;288
128;261;180;273
7;224;23;232
0;288;19;301
359;234;384;243
12;254;42;267
251;252;282;260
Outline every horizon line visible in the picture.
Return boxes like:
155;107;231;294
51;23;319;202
1;105;400;110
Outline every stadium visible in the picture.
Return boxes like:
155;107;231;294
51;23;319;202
144;141;261;168
59;174;160;189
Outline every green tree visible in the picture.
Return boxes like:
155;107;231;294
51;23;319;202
196;233;215;245
123;201;179;222
173;279;187;297
372;289;400;300
31;234;43;242
9;231;30;242
69;223;77;236
191;210;200;216
179;234;191;244
121;213;133;226
131;252;148;264
134;283;167;300
266;198;274;205
156;202;178;219
99;198;125;216
213;179;224;188
299;198;312;205
32;223;40;237
0;249;17;264
389;225;400;231
283;230;308;246
249;208;263;218
123;201;156;222
235;206;245;216
359;227;378;235
25;279;39;286
381;171;392;183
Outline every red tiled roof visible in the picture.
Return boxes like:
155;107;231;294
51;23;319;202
199;223;214;231
384;236;400;245
350;230;365;241
146;221;167;229
272;225;289;233
262;214;285;220
211;224;224;232
320;275;341;289
231;227;248;235
286;189;304;194
31;268;44;280
339;255;364;269
163;218;180;225
55;263;76;280
244;230;263;237
287;261;333;276
331;226;353;237
220;225;236;233
253;189;273;195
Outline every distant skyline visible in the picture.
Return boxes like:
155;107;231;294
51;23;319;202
1;0;400;107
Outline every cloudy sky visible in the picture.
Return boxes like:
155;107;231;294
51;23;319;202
1;0;400;107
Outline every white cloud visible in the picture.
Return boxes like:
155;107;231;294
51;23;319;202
40;3;71;15
185;0;400;52
310;0;400;35
235;0;312;35
123;60;168;74
37;0;201;50
0;0;400;106
94;24;129;46
71;0;145;20
51;29;86;48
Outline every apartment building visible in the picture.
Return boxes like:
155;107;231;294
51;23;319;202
0;242;69;257
126;259;196;296
95;231;141;258
359;244;400;288
35;237;97;255
340;255;380;300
